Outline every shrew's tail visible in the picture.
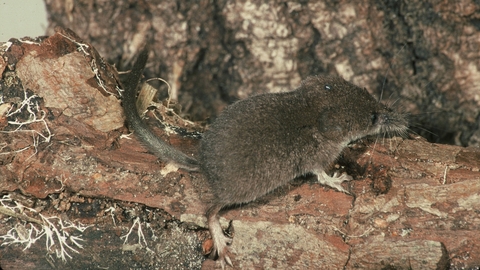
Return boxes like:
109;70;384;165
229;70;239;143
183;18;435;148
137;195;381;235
122;48;199;171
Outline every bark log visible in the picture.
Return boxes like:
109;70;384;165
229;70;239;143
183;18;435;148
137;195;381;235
1;0;480;269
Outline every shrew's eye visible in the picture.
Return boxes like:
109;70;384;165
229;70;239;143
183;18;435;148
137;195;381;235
371;113;378;125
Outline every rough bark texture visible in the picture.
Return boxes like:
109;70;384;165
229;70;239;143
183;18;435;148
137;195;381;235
44;0;480;147
0;1;479;269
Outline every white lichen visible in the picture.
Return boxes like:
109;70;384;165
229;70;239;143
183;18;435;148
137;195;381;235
0;90;53;158
120;217;153;253
0;194;90;262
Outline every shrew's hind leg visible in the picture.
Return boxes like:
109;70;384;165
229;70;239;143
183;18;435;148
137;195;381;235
207;205;233;269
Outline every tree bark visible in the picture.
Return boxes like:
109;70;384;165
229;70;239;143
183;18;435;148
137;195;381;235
44;0;480;147
1;1;480;269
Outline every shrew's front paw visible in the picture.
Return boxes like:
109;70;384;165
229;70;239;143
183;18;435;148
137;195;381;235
315;170;353;193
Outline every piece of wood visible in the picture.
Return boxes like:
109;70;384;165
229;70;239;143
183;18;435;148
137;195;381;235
2;1;480;267
1;32;479;269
